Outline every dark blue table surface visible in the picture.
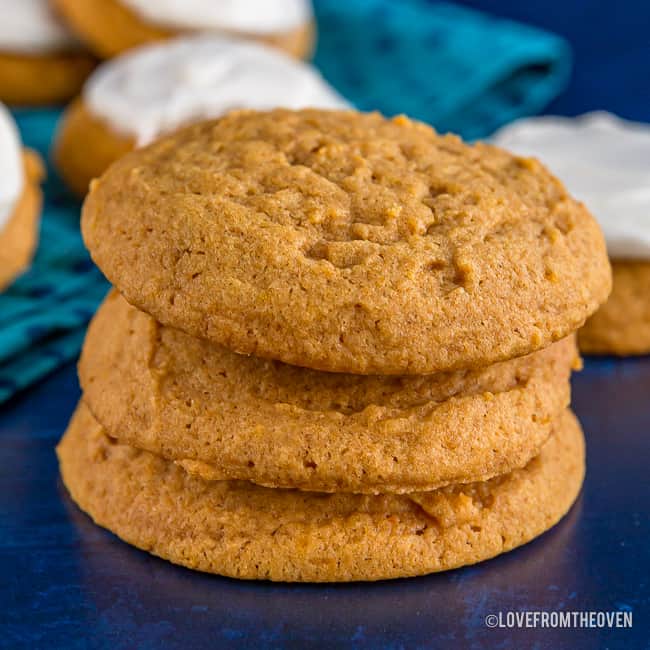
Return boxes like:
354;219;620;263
2;2;650;648
3;358;650;649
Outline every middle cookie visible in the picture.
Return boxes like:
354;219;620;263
80;291;577;494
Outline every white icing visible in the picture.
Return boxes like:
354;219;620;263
0;0;79;54
85;36;350;146
119;0;311;35
492;112;650;260
0;102;24;233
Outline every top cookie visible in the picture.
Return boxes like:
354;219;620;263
82;109;611;374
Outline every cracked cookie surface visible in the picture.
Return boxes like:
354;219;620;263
80;291;576;494
58;404;584;582
82;109;611;374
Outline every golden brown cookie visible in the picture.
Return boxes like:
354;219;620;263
579;261;650;356
57;404;585;582
82;109;611;375
52;0;315;60
79;291;578;494
54;98;133;196
0;50;94;106
0;151;44;290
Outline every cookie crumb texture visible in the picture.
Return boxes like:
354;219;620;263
58;405;584;582
81;291;576;493
82;109;611;374
579;261;650;356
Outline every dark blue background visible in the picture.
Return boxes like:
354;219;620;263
456;0;650;122
2;1;649;648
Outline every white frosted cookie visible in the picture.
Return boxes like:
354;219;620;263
0;102;43;291
118;0;312;35
0;0;79;54
0;102;23;232
55;35;349;194
492;112;650;260
84;35;349;145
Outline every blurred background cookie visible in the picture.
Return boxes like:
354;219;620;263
52;0;315;59
54;35;349;196
0;0;94;105
0;103;43;290
493;112;650;356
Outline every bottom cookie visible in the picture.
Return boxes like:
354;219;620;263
0;151;43;291
579;261;650;356
58;404;585;582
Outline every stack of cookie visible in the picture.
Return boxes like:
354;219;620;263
58;109;611;582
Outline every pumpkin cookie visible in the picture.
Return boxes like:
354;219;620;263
492;112;650;356
0;0;94;106
54;36;349;196
58;404;585;582
579;262;650;356
82;109;611;375
79;291;577;494
0;104;43;290
53;0;315;60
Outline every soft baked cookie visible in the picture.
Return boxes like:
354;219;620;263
54;36;349;196
52;0;315;60
82;109;612;375
58;404;585;582
79;291;578;494
0;0;94;106
579;262;650;356
0;104;43;290
492;112;650;356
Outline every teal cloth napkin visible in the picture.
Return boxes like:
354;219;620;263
0;0;570;404
314;0;571;139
